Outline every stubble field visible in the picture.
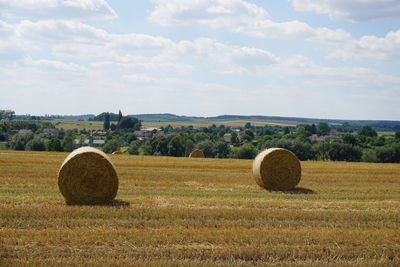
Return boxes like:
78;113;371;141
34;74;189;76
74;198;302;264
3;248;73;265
0;151;399;266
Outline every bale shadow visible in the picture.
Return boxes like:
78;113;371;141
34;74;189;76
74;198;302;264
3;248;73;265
66;199;130;207
266;187;316;194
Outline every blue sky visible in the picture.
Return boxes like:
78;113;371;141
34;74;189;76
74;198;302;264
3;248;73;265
1;0;399;120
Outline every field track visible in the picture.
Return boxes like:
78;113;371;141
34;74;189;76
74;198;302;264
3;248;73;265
1;151;399;266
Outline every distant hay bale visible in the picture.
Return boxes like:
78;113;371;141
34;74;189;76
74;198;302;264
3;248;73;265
189;149;205;158
58;147;119;205
252;148;301;190
112;151;122;155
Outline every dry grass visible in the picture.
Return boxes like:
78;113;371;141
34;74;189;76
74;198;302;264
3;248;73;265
1;151;399;266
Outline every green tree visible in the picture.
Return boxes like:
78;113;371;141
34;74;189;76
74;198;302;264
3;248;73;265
242;129;255;142
9;132;34;150
184;139;194;157
234;144;258;159
0;110;15;120
197;140;215;158
359;126;377;138
118;110;122;122
128;141;140;155
167;135;185;157
315;141;361;162
102;138;121;154
244;122;252;129
214;141;230;158
62;134;74;152
47;138;63;151
118;117;141;131
193;132;209;143
0;131;6;142
25;136;46;151
103;112;110;130
317;122;331;136
342;134;357;146
230;132;239;144
395;132;400;140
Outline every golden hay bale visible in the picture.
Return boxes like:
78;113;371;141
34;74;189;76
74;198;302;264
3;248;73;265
189;149;205;158
252;148;301;190
58;147;119;205
112;151;122;155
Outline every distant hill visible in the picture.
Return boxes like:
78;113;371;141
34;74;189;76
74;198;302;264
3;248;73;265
130;113;195;122
13;112;400;130
128;113;400;130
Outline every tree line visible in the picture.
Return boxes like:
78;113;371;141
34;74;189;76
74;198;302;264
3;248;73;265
1;110;400;163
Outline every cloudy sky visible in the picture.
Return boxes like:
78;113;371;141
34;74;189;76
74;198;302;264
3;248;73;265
1;0;399;120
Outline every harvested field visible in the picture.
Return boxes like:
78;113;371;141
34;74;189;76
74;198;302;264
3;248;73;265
0;151;399;266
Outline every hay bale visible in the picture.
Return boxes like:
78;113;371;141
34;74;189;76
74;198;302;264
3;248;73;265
252;148;301;190
58;147;119;204
189;149;205;158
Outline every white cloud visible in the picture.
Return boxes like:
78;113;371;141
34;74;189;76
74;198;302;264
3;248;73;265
149;0;268;27
149;0;352;43
328;30;400;60
148;0;400;61
0;0;117;20
23;57;87;72
289;0;400;22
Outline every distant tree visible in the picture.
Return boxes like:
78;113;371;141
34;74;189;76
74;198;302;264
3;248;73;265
184;139;194;157
0;110;15;120
47;138;63;152
25;136;46;151
9;132;34;150
193;132;209;143
241;130;254;142
167;135;186;157
150;136;169;156
310;124;317;135
315;141;361;162
102;138;121;154
214;141;230;158
62;132;74;152
317;122;331;136
359;126;377;138
230;132;239;144
197;140;215;158
342;134;357;146
0;131;6;142
110;123;117;131
284;127;290;135
263;138;314;161
234;144;258;159
361;149;378;163
104;112;110;130
374;143;400;163
128;141;140;155
244;122;252;129
118;110;122;122
395;132;400;140
118;117;141;131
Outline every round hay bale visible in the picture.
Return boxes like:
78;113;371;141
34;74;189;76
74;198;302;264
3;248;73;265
58;147;119;205
252;148;301;190
189;149;205;158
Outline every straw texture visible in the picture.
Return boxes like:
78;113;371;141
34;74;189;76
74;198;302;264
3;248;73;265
252;148;301;190
58;147;119;204
189;149;205;158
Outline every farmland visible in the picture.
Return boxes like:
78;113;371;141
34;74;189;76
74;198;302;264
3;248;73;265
0;151;399;266
45;118;297;131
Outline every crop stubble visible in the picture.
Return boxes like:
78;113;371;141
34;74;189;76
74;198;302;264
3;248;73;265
0;151;399;266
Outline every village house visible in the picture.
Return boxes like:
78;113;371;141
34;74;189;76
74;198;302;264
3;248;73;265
134;128;164;141
40;128;59;138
